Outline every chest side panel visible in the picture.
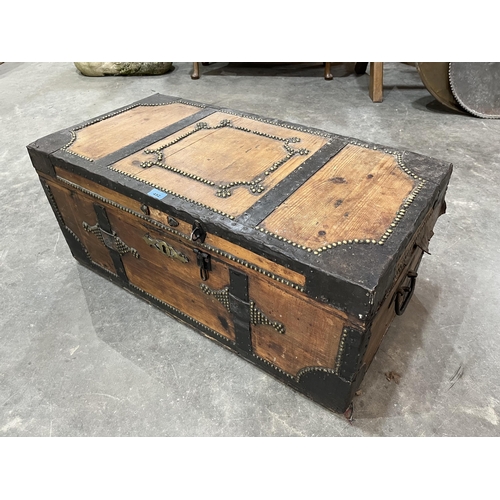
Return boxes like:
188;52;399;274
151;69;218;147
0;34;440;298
363;187;448;368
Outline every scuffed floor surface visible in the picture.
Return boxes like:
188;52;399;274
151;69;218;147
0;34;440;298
1;62;499;436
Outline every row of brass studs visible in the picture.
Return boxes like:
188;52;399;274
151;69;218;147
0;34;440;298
58;176;198;245
251;353;295;379
175;99;207;108
347;142;429;231
264;154;293;176
128;283;235;345
56;176;186;239
347;140;427;183
378;180;426;246
65;225;119;277
92;260;119;277
296;365;338;382
200;242;305;292
393;207;434;282
396;151;426;182
216;178;265;198
140;119;310;199
254;225;382;254
141;159;217;187
61;100;204;160
64;226;92;261
250;301;286;335
221;109;333;139
334;328;350;375
115;237;140;258
142;120;214;164
252;353;339;381
82;221;140;258
44;188;117;276
226;121;308;150
107;164;236;220
199;283;287;335
43;182;65;225
55;176;305;292
63;133;96;162
199;283;231;311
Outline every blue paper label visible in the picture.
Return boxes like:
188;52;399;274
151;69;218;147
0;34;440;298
147;188;168;200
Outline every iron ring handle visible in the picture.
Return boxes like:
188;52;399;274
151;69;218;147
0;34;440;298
190;228;200;241
200;266;209;281
394;271;418;316
190;220;206;243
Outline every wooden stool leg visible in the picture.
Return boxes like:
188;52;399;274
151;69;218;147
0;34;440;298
324;62;333;80
369;62;383;102
191;62;200;80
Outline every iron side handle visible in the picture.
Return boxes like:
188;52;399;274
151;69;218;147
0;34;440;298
394;271;418;316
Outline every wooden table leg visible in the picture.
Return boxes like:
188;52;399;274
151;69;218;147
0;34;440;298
324;62;333;80
369;62;383;102
191;62;200;80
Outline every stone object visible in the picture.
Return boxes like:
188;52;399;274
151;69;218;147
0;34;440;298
74;62;173;77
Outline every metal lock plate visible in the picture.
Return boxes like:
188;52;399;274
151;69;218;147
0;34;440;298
193;248;211;281
143;234;189;263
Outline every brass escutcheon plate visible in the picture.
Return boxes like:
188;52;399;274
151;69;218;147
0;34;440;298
143;233;189;263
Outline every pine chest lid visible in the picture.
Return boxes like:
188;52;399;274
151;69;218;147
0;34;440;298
34;94;452;316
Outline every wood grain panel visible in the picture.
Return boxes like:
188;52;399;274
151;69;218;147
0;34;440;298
104;207;235;341
45;180;116;273
205;234;306;287
148;207;192;236
261;144;416;249
68;103;201;160
55;167;144;213
248;274;348;376
110;112;329;218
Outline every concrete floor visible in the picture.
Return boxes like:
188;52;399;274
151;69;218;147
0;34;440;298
1;62;499;437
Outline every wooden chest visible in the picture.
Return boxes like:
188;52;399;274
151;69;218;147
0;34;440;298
27;94;452;414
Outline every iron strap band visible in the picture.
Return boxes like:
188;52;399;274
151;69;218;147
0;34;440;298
90;107;217;169
237;139;347;227
229;268;252;354
94;203;113;233
92;203;129;282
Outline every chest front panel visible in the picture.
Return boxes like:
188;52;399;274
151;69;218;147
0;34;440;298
43;171;363;379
